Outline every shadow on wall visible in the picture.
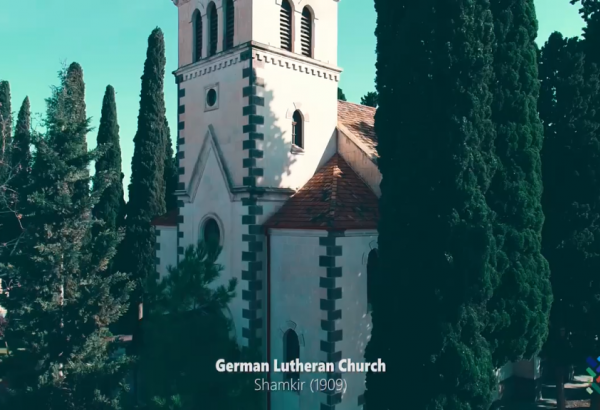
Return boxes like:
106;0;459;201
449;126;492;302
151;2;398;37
256;84;297;190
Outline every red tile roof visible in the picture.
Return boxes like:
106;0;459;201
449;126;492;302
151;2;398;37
264;154;379;230
151;209;178;227
337;100;377;157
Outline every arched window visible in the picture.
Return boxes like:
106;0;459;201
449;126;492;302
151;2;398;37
300;7;313;57
284;329;300;381
202;217;221;246
193;10;203;62
280;0;293;52
224;0;235;51
207;2;218;57
292;110;303;149
367;249;378;312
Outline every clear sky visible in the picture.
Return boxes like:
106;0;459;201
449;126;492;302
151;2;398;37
0;0;586;199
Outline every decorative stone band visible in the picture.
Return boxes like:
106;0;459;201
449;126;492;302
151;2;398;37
240;47;265;349
175;79;186;257
319;230;345;410
155;227;161;266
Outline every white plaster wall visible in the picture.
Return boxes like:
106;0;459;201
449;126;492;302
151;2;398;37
512;358;541;379
338;130;381;198
269;230;328;410
177;0;253;68
252;48;339;190
156;226;178;280
252;0;339;66
178;148;247;346
177;49;247;188
335;232;376;410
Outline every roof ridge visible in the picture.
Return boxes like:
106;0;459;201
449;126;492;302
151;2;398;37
338;100;376;110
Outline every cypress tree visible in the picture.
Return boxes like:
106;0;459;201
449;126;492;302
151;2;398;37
484;0;553;367
1;97;32;250
0;64;133;410
538;32;600;409
120;27;168;334
0;81;11;176
163;118;177;212
92;85;126;233
337;87;347;101
45;64;89;204
365;1;497;409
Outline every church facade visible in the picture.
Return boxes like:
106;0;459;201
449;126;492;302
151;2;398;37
153;1;540;409
154;1;378;409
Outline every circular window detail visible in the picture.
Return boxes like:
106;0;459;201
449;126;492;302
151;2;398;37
203;217;221;245
206;88;218;107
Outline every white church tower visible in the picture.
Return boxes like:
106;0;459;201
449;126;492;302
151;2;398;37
155;1;382;409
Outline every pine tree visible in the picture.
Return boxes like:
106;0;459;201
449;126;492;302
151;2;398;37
0;64;133;410
0;80;11;180
484;0;553;367
119;27;168;335
337;87;347;101
92;85;126;234
539;32;600;410
360;91;378;107
163;118;177;212
365;0;497;409
137;242;256;410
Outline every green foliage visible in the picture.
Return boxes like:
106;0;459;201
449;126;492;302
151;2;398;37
11;97;32;203
337;87;346;101
163;118;177;213
365;0;498;409
120;28;169;331
539;32;600;361
93;85;126;233
484;0;552;367
0;80;11;172
45;63;89;204
0;97;31;255
138;242;261;410
360;91;378;107
0;63;133;410
0;80;13;246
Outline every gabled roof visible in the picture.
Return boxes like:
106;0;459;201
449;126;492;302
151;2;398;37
337;100;377;157
151;209;178;227
264;154;379;230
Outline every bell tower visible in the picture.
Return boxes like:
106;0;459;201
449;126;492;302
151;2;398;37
170;0;343;360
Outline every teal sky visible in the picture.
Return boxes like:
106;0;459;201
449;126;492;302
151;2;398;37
0;0;586;199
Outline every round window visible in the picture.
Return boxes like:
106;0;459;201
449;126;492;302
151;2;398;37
203;217;221;245
206;88;217;107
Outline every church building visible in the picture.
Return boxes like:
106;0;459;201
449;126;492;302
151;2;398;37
153;1;541;409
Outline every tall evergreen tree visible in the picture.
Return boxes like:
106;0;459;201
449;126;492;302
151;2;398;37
92;85;126;233
46;64;89;204
365;1;497;409
163;118;177;212
0;81;11;178
572;0;600;67
360;91;378;107
0;82;13;247
484;0;552;367
337;87;347;101
120;27;168;335
1;97;32;249
539;32;600;410
0;64;133;410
